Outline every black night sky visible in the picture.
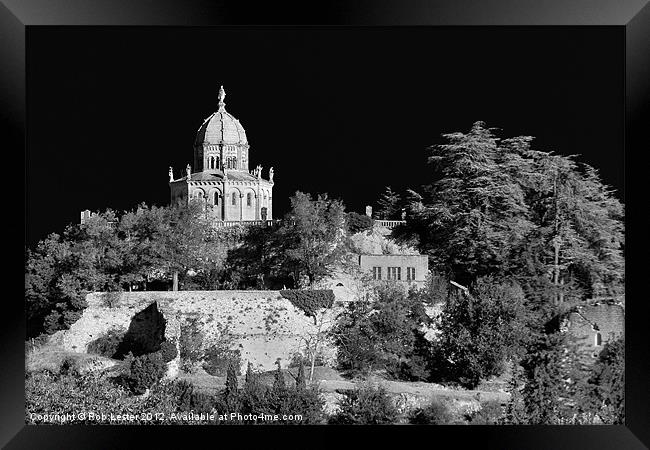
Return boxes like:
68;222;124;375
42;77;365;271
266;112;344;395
26;26;624;246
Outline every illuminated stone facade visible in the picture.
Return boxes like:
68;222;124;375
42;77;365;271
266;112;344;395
169;86;274;222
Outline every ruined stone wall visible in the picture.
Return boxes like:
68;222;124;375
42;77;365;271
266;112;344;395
61;291;340;373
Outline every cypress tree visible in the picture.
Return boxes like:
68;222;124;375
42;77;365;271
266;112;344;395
224;360;240;411
296;361;306;391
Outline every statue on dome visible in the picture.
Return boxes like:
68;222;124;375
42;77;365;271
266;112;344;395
217;85;226;110
168;166;174;182
186;164;192;180
269;167;274;182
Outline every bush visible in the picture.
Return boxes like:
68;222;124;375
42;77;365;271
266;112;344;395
332;284;432;380
26;370;133;423
202;345;241;377
288;352;326;369
466;400;504;425
280;290;335;319
87;328;125;358
347;212;374;234
59;356;79;376
179;317;205;372
408;398;454;424
431;276;528;388
160;339;178;363
26;370;221;424
328;383;399;424
128;351;167;394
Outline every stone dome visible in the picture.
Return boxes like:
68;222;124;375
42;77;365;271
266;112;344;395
194;86;248;146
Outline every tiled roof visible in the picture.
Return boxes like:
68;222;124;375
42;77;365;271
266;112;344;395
226;171;259;182
195;108;247;146
176;169;260;183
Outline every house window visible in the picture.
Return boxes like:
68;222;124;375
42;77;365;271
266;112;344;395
407;267;416;281
247;192;252;206
372;267;382;280
232;192;237;205
387;267;401;281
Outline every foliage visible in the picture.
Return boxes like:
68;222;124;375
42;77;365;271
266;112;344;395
280;191;348;287
159;339;178;363
203;345;241;377
224;360;240;411
465;400;504;425
408;398;454;424
280;289;335;319
222;225;291;289
508;331;590;424
376;186;402;220
86;328;126;358
26;370;133;423
237;362;326;424
26;369;224;424
179;317;205;373
346;212;374;234
582;336;625;424
332;283;432;380
295;361;306;391
59;357;80;376
430;276;529;388
328;383;399;424
128;351;167;394
25;203;242;337
394;121;624;304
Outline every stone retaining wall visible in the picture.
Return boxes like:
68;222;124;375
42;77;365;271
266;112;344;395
60;291;340;372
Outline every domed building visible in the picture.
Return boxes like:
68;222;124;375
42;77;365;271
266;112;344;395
168;86;274;222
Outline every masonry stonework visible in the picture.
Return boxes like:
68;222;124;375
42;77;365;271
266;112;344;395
61;291;340;373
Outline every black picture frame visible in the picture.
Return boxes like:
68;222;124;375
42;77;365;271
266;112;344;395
3;0;649;448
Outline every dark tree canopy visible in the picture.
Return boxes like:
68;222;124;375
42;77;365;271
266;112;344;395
394;121;624;304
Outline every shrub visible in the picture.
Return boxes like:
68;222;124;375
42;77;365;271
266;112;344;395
285;385;326;424
347;212;374;234
59;356;79;376
26;370;133;423
160;339;178;363
87;328;125;358
332;284;432;380
279;290;335;319
288;352;326;369
408;398;454;424
466;400;504;425
202;345;241;377
128;351;167;394
328;383;399;424
179;317;205;372
431;276;528;388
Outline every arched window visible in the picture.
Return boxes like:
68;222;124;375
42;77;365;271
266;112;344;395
232;192;237;205
214;192;219;205
247;192;252;206
233;157;237;169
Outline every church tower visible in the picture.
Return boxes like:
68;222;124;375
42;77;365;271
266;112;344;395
168;85;274;222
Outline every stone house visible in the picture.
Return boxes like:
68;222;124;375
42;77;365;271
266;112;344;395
358;254;429;288
553;300;625;357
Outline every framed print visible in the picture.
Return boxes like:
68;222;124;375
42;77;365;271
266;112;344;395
3;0;649;448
